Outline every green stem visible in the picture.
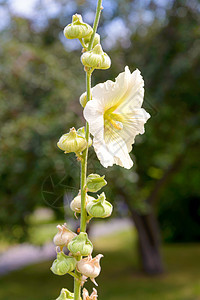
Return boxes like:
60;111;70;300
74;1;102;299
88;0;103;51
80;71;91;233
78;38;87;49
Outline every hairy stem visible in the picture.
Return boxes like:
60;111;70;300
73;1;102;299
88;0;103;51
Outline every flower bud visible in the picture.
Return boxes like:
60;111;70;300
56;288;74;300
77;127;92;147
86;192;113;218
79;92;87;108
83;288;98;300
81;44;111;70
79;89;93;108
64;14;93;40
57;127;87;154
86;173;107;193
70;191;95;214
68;232;93;256
51;252;76;276
53;224;76;249
76;254;103;286
83;33;100;48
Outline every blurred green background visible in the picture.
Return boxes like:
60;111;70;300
0;0;200;299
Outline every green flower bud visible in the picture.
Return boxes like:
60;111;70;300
64;14;93;40
79;89;93;108
68;232;93;256
56;288;74;300
70;190;95;214
51;252;76;276
86;192;113;218
83;33;100;48
86;174;107;193
77;127;92;147
57;127;87;154
81;44;111;70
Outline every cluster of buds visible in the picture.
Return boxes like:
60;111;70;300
70;177;112;219
64;13;111;72
51;224;103;288
70;190;95;216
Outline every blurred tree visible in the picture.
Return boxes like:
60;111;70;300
102;0;200;273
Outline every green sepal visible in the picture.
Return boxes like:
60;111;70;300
86;192;113;218
51;252;76;276
86;173;107;192
56;288;74;300
77;127;92;147
68;232;93;256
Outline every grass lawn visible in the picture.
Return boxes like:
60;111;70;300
0;229;200;300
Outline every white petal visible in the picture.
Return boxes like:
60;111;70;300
83;99;104;138
115;69;144;113
93;139;115;168
91;66;132;111
93;125;133;169
104;125;133;169
118;108;151;152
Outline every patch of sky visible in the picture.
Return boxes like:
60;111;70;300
60;32;81;52
0;6;10;30
102;17;131;50
8;0;38;18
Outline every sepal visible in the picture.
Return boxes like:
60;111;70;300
64;14;93;40
51;252;76;276
86;192;113;218
83;33;100;49
56;288;74;300
86;174;107;192
57;127;87;154
68;232;93;256
53;224;76;249
81;44;111;70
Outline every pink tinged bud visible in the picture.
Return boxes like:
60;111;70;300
53;224;77;248
70;190;95;214
76;254;103;286
82;288;98;300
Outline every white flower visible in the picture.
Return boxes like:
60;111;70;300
83;66;150;169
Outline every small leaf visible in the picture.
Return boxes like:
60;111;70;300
86;174;107;192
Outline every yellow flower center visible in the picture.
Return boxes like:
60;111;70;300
104;109;124;130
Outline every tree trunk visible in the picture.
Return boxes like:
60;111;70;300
130;208;164;274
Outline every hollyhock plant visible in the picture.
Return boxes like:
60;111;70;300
49;0;150;299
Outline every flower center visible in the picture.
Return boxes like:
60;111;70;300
104;110;124;130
